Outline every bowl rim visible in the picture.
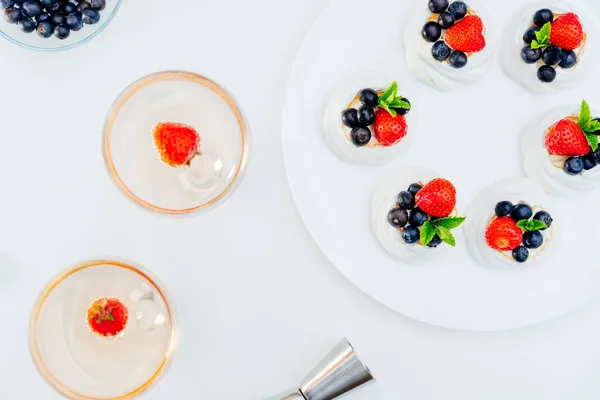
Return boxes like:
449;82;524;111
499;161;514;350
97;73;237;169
0;0;122;52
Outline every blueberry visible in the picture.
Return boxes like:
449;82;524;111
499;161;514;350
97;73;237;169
448;1;467;20
19;16;37;31
76;0;89;10
36;11;49;21
341;109;359;129
511;203;533;221
401;226;421;244
437;11;455;29
582;153;597;170
421;21;442;43
22;0;42;16
388;208;409;229
89;0;103;10
593;148;600;164
53;23;69;39
349;127;371;147
521;45;541;64
359;89;379;107
523;231;544;249
523;27;540;44
427;234;443;248
4;6;22;23
428;0;449;13
409;207;429;227
397;191;415;210
46;1;60;11
564;156;584;175
393;98;411;116
432;40;451;61
558;50;577;69
533;9;554;27
537;65;556;83
50;12;63;24
533;211;553;229
36;20;53;37
512;246;529;263
65;11;81;30
408;183;422;196
14;0;24;4
1;0;15;9
449;51;468;68
81;6;98;23
542;45;564;66
39;0;54;6
357;105;375;126
61;1;75;14
495;201;514;217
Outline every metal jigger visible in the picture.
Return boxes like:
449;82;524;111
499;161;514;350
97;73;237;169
266;338;375;400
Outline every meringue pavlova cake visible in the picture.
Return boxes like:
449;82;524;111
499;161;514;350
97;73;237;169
502;1;597;94
522;100;600;196
371;166;465;263
323;77;415;165
464;178;556;269
404;0;492;90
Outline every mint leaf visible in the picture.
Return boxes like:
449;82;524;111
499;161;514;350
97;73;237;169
533;22;551;48
420;221;436;246
586;133;599;151
435;226;456;247
517;220;547;232
516;220;532;231
586;120;600;134
378;82;398;106
388;98;411;110
379;102;396;117
432;216;466;230
579;100;592;131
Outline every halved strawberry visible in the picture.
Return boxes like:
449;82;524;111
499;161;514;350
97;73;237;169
444;15;486;53
485;217;523;251
545;118;590;156
414;178;456;218
153;122;200;167
374;109;407;146
87;297;129;337
550;13;584;51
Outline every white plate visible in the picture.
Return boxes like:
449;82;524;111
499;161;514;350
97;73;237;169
282;0;600;331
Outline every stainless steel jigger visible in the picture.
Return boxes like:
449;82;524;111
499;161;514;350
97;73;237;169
266;338;375;400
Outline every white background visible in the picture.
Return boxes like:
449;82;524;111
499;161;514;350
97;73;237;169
2;0;600;399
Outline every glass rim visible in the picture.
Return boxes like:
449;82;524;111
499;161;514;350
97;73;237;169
29;259;179;400
102;70;250;215
0;0;123;52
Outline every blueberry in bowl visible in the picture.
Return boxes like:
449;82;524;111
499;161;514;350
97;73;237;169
0;0;121;51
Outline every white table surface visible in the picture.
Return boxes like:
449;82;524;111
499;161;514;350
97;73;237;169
1;0;600;399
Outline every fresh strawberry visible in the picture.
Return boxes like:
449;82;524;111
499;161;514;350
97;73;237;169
545;118;590;156
485;217;523;251
444;15;486;53
153;122;200;167
374;109;407;146
414;178;456;218
87;297;129;337
550;13;584;51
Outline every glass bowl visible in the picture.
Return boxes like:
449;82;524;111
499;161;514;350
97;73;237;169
29;259;179;400
103;71;250;215
0;0;122;52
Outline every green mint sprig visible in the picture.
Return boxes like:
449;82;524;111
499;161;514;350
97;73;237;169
531;22;551;49
420;216;466;247
516;219;547;232
578;100;600;151
378;81;411;118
